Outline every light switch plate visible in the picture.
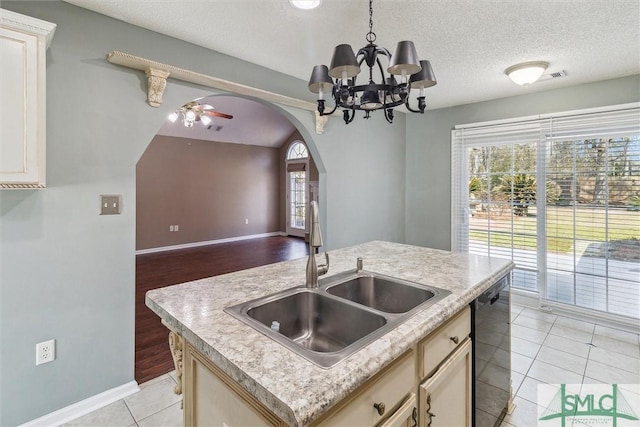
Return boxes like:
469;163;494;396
100;195;122;215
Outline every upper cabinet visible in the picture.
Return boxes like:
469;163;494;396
0;9;56;189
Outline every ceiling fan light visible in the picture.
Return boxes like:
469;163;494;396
200;115;212;126
388;41;421;76
168;111;179;123
289;0;321;10
329;44;360;79
505;61;549;85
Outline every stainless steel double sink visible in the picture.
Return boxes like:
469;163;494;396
224;270;451;368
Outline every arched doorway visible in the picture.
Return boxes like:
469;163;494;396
134;94;323;383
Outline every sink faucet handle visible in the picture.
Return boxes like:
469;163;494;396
318;252;330;276
356;257;363;272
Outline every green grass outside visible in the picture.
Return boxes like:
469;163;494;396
469;206;640;254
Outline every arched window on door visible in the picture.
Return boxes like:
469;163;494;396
286;141;309;237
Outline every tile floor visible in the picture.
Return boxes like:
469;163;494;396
502;304;640;427
65;305;640;427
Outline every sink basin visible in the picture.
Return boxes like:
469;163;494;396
225;288;391;367
326;275;436;313
224;270;451;368
247;290;386;353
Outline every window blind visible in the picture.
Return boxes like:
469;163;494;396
452;104;640;319
452;121;543;291
542;107;640;318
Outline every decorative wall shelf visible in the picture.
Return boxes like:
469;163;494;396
106;51;328;134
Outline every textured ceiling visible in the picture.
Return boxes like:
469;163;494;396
64;0;640;144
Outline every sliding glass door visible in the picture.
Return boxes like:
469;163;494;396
452;105;640;320
545;132;640;318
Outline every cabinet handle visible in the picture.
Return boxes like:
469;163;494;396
426;393;436;427
373;402;385;416
450;335;459;344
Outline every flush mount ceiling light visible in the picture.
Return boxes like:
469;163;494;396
168;101;233;128
505;61;549;86
307;0;436;124
289;0;321;10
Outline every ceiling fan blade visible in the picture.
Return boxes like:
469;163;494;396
203;111;234;119
182;101;199;109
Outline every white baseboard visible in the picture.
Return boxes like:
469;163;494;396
136;231;288;255
20;381;140;427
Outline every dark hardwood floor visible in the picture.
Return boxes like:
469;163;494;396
135;236;309;384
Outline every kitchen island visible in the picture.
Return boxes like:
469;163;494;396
146;241;514;426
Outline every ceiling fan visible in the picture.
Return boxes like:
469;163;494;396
168;100;233;128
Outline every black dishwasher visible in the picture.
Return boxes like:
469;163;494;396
471;273;511;427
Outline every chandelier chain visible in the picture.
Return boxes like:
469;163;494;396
366;0;376;43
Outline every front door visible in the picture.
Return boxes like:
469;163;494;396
286;168;307;237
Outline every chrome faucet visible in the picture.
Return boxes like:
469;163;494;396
306;200;329;288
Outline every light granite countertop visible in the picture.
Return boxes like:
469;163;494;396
146;241;514;426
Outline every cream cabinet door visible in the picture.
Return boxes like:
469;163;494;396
419;339;472;427
0;10;54;189
183;343;285;427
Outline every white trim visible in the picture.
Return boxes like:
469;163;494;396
135;231;287;255
454;102;640;130
19;381;139;427
0;9;57;47
454;114;542;130
539;101;640;120
512;289;640;334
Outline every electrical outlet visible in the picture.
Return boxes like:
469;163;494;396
245;218;249;225
169;225;174;232
174;225;179;231
36;339;55;365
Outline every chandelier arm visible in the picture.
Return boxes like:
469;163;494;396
320;98;339;116
375;57;391;108
404;96;426;114
404;100;420;113
342;108;356;124
384;108;394;123
375;57;387;84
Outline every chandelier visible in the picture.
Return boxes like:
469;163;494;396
307;0;437;124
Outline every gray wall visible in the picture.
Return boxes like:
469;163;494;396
0;2;407;425
405;75;640;251
137;136;282;250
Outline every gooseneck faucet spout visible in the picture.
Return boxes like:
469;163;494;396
306;201;329;288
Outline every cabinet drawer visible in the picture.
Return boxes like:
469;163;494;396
377;393;417;427
314;350;415;426
419;306;470;379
